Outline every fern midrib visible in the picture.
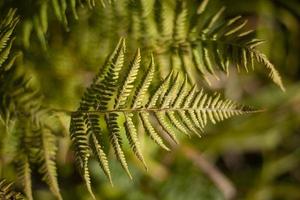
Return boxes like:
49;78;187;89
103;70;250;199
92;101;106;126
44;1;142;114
72;107;261;114
154;36;256;55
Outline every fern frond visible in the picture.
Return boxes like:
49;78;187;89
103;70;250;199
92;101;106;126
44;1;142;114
3;0;112;48
71;40;259;194
79;37;126;111
17;155;33;200
139;112;170;151
0;179;24;200
172;0;188;42
115;48;141;109
85;112;112;184
0;60;63;200
36;128;62;200
190;1;284;89
69;112;94;195
110;0;285;90
83;156;95;200
0;9;19;74
0;7;66;200
154;0;173;40
105;112;132;179
253;50;285;91
90;134;112;184
132;54;155;109
124;113;147;169
155;111;179;144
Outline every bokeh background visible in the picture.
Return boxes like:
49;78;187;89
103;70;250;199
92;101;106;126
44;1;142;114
1;0;300;199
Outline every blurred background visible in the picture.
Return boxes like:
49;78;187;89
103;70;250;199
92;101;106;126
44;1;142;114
1;0;300;199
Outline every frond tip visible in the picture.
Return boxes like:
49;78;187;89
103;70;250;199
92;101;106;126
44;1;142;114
70;39;260;195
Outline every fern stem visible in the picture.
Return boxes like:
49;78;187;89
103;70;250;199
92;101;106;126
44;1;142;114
50;107;264;115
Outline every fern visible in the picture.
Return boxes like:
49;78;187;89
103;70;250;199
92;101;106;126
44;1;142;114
158;0;283;90
0;9;19;90
13;108;63;200
99;0;284;90
2;0;111;49
0;9;63;200
0;1;286;199
0;9;21;128
37;127;62;200
17;155;32;200
4;0;284;88
0;179;24;200
190;2;285;90
70;39;260;197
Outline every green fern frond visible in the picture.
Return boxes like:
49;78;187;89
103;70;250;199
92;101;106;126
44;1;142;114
106;0;284;90
79;37;126;111
70;40;259;194
184;0;284;89
115;48;141;109
36;128;62;200
70;113;90;168
17;155;33;200
153;0;168;39
172;0;188;42
140;112;170;151
0;179;24;200
4;0;112;49
253;50;285;91
16;117;63;200
106;112;132;179
132;54;155;109
191;7;285;90
69;112;95;197
0;10;63;197
85;112;112;184
90;133;112;184
124;113;147;169
0;9;19;74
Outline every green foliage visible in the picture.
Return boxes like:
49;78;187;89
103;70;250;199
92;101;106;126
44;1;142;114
0;0;297;199
0;0;285;92
1;64;63;200
0;9;64;200
5;0;111;49
84;0;284;90
0;8;19;125
70;38;260;197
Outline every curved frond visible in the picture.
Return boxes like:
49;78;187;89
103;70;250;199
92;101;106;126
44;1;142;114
103;0;284;90
70;40;260;195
